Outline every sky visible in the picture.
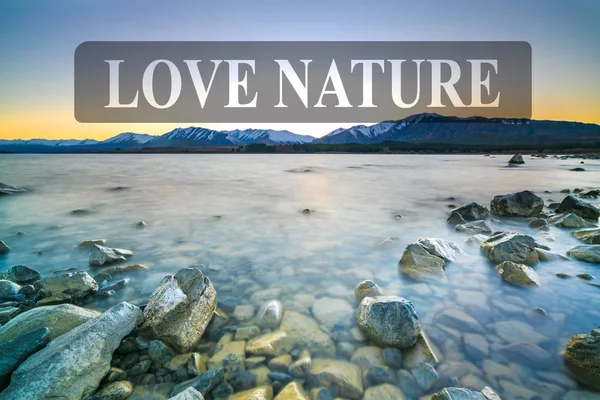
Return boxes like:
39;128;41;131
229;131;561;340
0;0;598;140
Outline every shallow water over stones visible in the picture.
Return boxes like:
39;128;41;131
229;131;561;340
1;153;600;399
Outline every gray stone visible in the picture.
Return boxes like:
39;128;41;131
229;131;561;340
354;280;383;302
308;358;363;400
495;261;540;287
564;327;600;391
257;300;283;329
567;245;600;263
432;387;486;400
280;311;336;357
0;183;26;196
456;220;492;234
480;232;539;264
529;218;549;230
1;302;143;400
91;381;134;400
168;387;204;400
312;297;353;331
465;234;489;246
140;268;217;352
573;228;600;244
549;213;588;228
0;265;40;284
398;243;446;281
416;238;463;261
0;328;49;390
449;202;490;222
498;342;551;366
362;384;406;400
171;368;224;397
0;241;11;255
0;280;21;300
411;362;438;391
35;271;98;298
508;154;524;164
383;348;403;369
490;190;544;217
89;244;133;266
556;195;600;220
357;296;421;348
148;340;177;365
76;239;106;248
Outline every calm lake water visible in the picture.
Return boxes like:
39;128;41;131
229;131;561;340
1;153;599;399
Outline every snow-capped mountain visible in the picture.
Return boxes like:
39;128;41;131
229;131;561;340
101;132;156;145
0;138;99;147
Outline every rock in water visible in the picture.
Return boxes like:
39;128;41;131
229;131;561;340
480;232;539;264
168;387;205;399
140;267;217;352
398;243;446;281
308;359;363;400
0;241;10;255
416;238;463;261
257;300;283;329
448;202;489;222
0;265;41;284
455;220;492;234
0;303;100;342
490;190;544;217
1;302;143;400
0;183;27;196
0;280;21;300
357;296;421;348
495;261;540;287
274;382;309;400
556;196;600;220
563;327;600;391
0;328;50;390
35;271;98;299
89;244;133;266
508;154;525;164
354;280;383;302
567;245;600;263
549;213;588;228
432;387;486;399
279;311;336;357
573;229;600;244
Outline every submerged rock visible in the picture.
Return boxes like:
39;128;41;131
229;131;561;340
0;303;100;342
563;327;600;391
567;245;600;263
556;196;600;220
140;267;217;352
35;271;98;299
480;232;539;264
432;387;486;399
0;241;10;255
528;218;549;230
398;243;446;281
354;280;383;302
465;234;489;246
257;300;283;329
280;311;336;357
490;190;544;217
0;328;50;390
275;381;309;400
168;387;204;399
89;244;133;266
246;331;292;357
312;297;353;331
455;220;492;234
91;381;134;400
573;229;600;244
309;359;363;400
0;183;27;196
362;384;405;400
229;385;273;400
0;280;21;300
1;302;143;400
76;239;107;248
448;202;489;222
495;261;540;287
0;265;41;284
549;213;588;228
357;296;421;348
508;154;524;164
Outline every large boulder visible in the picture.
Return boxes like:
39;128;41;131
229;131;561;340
357;296;421;348
480;232;539;264
448;202;489;222
398;243;446;281
508;154;524;164
140;267;217;352
490;190;544;217
573;229;600;244
279;311;336;357
1;302;143;400
563;327;600;391
495;261;540;287
35;271;98;299
567;245;600;263
89;244;133;266
0;303;100;343
0;328;50;390
0;265;41;284
556;196;600;220
308;359;363;400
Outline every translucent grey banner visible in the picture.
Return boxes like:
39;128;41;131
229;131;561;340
74;41;531;123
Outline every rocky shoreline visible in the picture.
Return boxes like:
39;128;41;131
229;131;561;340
1;178;600;399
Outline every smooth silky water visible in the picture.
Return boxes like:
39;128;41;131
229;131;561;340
1;153;599;399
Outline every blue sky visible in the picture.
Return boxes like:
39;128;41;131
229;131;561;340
0;0;598;139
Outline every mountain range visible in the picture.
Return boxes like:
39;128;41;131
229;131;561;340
1;113;599;152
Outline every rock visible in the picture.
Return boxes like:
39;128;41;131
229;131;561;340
549;213;588;228
465;234;489;246
0;328;49;390
148;340;177;365
573;229;600;244
91;381;134;400
171;368;224;397
0;306;19;323
463;333;488;360
449;202;490;222
350;346;384;371
1;302;143;400
354;280;383;302
402;332;440;369
207;340;245;371
274;381;309;400
556;196;600;220
233;305;255;321
495;261;540;287
36;293;72;306
230;385;273;400
497;342;551;366
312;297;353;331
416;238;463;261
491;190;544;217
308;359;363;400
411;362;438;391
235;325;260;341
129;383;175;400
529;218;549;230
101;264;149;276
434;309;483;334
398;243;446;281
567;245;600;263
456;220;492;234
245;356;266;369
571;167;586;171
480;232;539;264
0;183;27;195
577;273;595;280
564;327;600;391
140;268;217;352
432;387;486;400
35;271;98;299
508;154;524;164
77;239;107;248
288;352;311;378
168;387;204;400
89;244;133;266
447;211;467;225
280;311;336;357
268;354;292;372
0;303;100;342
257;300;283;329
0;265;41;284
188;353;208;376
383;348;403;369
0;280;21;300
494;320;546;344
246;331;292;357
0;241;10;255
362;384;406;400
564;391;600;400
357;296;421;348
